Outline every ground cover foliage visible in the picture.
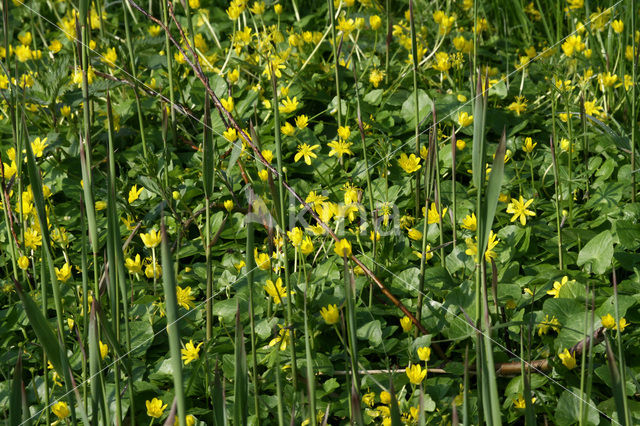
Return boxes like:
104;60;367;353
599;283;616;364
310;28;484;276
1;0;640;424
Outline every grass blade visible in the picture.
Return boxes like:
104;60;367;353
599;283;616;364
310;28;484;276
161;217;187;426
234;305;248;425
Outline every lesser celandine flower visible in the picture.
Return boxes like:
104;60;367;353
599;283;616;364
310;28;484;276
461;212;477;231
369;15;382;30
128;184;143;203
611;19;624;33
398;153;421;174
294;143;319;165
522;137;537;153
513;394;536;409
221;96;234;112
457;111;473;127
99;340;108;359
558;349;576;369
145;261;162;279
601;313;616;329
18;255;29;270
55;263;72;282
300;236;314;255
146;398;167;418
537;314;560;336
125;254;143;274
369;68;384;87
223;127;238;142
407;228;422;241
327;140;353;157
406;363;427;385
181;340;203;364
281;121;295;136
254;249;271;270
380;390;392;404
224;200;234;212
507;96;527;116
320;304;340;324
264;277;293;304
140;229;161;248
506;196;536;226
464;231;499;262
295;114;309;129
279;96;299;114
52;401;70;419
547;275;573;298
424;202;447;224
417;346;431;361
337;125;351;140
334;238;352;257
174;414;196;426
176;286;195;309
400;316;413;332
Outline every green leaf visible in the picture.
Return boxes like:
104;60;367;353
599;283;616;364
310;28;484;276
401;89;433;128
357;320;382;347
363;89;383;105
555;389;598;426
577;230;613;275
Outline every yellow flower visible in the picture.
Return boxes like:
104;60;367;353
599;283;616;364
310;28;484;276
224;200;234;212
457;111;473;127
102;47;117;68
176;286;196;309
174;414;196;426
99;340;108;359
294;143;319;165
287;227;304;247
461;213;477;231
400;316;413;333
369;68;385;87
362;391;375;407
405;363;427;385
513;394;536;409
464;231;499;262
189;0;200;8
417;346;431;361
128;184;143;203
279;96;299;114
226;3;243;20
264;277;293;304
181;340;203;364
507;96;527;116
300;236;314;255
254;249;271;270
537;314;561;336
334;238;352;257
611;19;624;34
55;263;72;282
281;121;296;136
249;1;265;14
24;227;42;250
262;149;274;163
618;318;630;332
337;125;351;140
601;313;616;329
95;200;107;211
547;275;572;298
258;169;269;181
380;390;392;404
140;229;161;248
149;25;162;37
274;4;283;14
49;40;63;53
558;348;576;369
52;401;70;419
561;35;585;57
295;115;309;129
223;127;238;142
18;255;29;270
567;0;583;9
125;254;143;274
31;137;48;157
370;15;382;30
221;96;234;112
146;398;167;418
327;140;354;157
408;228;422;241
145;261;162;279
320;304;340;324
14;44;32;62
269;325;290;350
506;196;536;226
424;202;447;224
398;153;421;174
522;137;537;153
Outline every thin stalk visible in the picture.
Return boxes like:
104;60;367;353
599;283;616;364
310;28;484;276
451;130;457;249
632;0;637;202
327;0;342;126
612;268;630;424
246;207;260;424
123;4;149;161
162;0;178;147
409;0;421;215
300;252;316;426
270;66;298;394
41;250;51;426
549;136;564;269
